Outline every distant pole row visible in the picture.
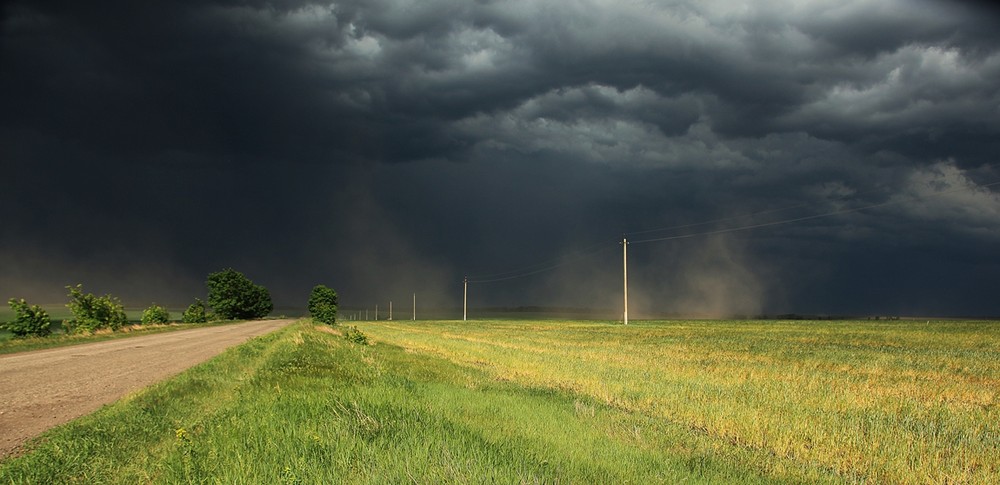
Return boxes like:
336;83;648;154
461;237;631;324
347;293;418;321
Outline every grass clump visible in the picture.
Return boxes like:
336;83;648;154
342;325;368;345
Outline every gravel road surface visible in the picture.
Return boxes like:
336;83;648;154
0;319;293;458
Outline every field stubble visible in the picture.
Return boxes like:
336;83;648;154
361;319;1000;484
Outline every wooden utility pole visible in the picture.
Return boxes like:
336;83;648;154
463;277;468;321
412;293;416;321
623;236;629;325
375;304;378;321
389;301;393;320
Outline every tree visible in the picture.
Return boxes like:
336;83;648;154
308;285;338;325
4;298;52;337
64;284;128;333
181;298;208;323
141;304;171;324
206;268;272;320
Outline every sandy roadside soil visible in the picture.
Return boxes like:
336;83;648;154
0;319;294;459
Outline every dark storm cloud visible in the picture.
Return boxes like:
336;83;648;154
6;0;996;162
2;0;999;315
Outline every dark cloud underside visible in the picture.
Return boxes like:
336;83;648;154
2;0;999;316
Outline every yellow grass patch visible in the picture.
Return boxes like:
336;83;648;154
359;319;1000;484
313;325;342;336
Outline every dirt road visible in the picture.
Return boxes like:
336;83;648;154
0;319;293;458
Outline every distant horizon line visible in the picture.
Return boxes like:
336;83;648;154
4;303;997;321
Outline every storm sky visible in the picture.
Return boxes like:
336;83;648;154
2;0;999;317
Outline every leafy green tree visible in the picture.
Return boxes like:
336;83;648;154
141;304;171;324
64;284;128;333
4;298;52;337
206;268;272;320
308;285;339;325
181;298;208;323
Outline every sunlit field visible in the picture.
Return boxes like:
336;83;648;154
2;319;997;483
362;319;1000;483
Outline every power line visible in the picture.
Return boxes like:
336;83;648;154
628;179;1000;245
625;202;813;237
629;204;881;245
624;181;915;238
461;178;1000;286
628;178;1000;241
467;243;614;283
467;240;609;280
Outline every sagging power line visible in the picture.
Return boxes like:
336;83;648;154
466;242;613;283
461;179;1000;321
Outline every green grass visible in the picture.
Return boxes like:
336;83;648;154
2;319;997;483
360;319;1000;484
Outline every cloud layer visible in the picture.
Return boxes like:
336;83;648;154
2;0;999;316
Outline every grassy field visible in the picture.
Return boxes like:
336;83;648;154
361;319;1000;483
2;319;997;483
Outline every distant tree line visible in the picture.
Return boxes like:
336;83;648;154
1;268;274;339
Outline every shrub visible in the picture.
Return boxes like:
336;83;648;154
141;304;171;324
206;268;273;320
308;285;338;325
343;326;368;345
181;298;208;323
5;298;52;337
64;284;128;334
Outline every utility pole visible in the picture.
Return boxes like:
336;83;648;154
623;236;629;325
463;276;468;322
412;293;416;321
389;301;393;320
375;304;378;321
